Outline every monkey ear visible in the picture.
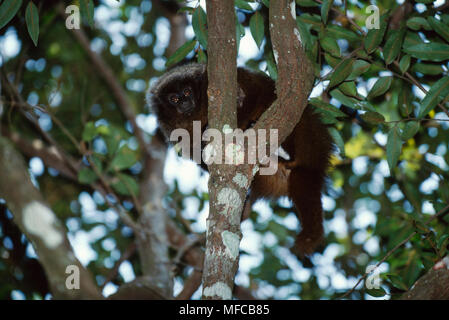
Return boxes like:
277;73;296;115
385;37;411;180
237;86;246;108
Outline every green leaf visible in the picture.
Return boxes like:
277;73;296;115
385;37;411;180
364;14;388;53
328;127;345;156
102;126;123;156
347;60;371;80
441;14;449;25
328;58;354;88
111;173;139;196
385;274;408;291
109;146;138;171
320;0;333;24
366;287;386;298
309;98;348;118
406;17;431;31
235;0;253;11
296;0;319;7
397;86;413;116
411;63;443;75
249;11;264;48
80;0;94;28
330;89;362;110
403;43;449;62
427;17;449;43
401;121;420;140
25;1;39;46
418;77;449;118
398;55;411;74
297;13;321;31
90;154;103;173
326;25;359;43
265;53;277;80
261;0;270;7
0;0;22;29
177;7;195;14
361;111;385;124
268;220;288;241
165;40;197;67
78;167;97;184
197;48;207;63
403;257;423;288
295;18;312;51
82;122;97;142
318;113;338;125
236;19;245;51
386;125;403;173
382;29;405;64
320;36;340;57
437;234;449;253
438;234;449;248
324;53;340;68
338;81;358;98
192;6;208;50
367;77;392;100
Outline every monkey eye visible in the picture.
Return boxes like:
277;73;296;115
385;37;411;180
169;94;180;104
183;88;192;97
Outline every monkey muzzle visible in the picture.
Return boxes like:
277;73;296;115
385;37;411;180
177;101;194;114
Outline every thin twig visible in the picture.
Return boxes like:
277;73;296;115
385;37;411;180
340;204;449;299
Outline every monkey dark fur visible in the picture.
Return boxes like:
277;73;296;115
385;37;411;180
149;63;333;255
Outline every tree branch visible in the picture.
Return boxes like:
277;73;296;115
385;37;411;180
401;257;449;300
0;137;102;299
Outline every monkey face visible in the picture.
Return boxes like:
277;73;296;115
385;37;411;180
148;63;208;137
166;85;196;114
149;63;207;119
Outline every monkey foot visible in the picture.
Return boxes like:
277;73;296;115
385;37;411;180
291;233;324;257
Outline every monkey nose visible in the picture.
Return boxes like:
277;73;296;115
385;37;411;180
180;102;194;113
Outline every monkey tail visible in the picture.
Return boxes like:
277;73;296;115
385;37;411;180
288;166;326;256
